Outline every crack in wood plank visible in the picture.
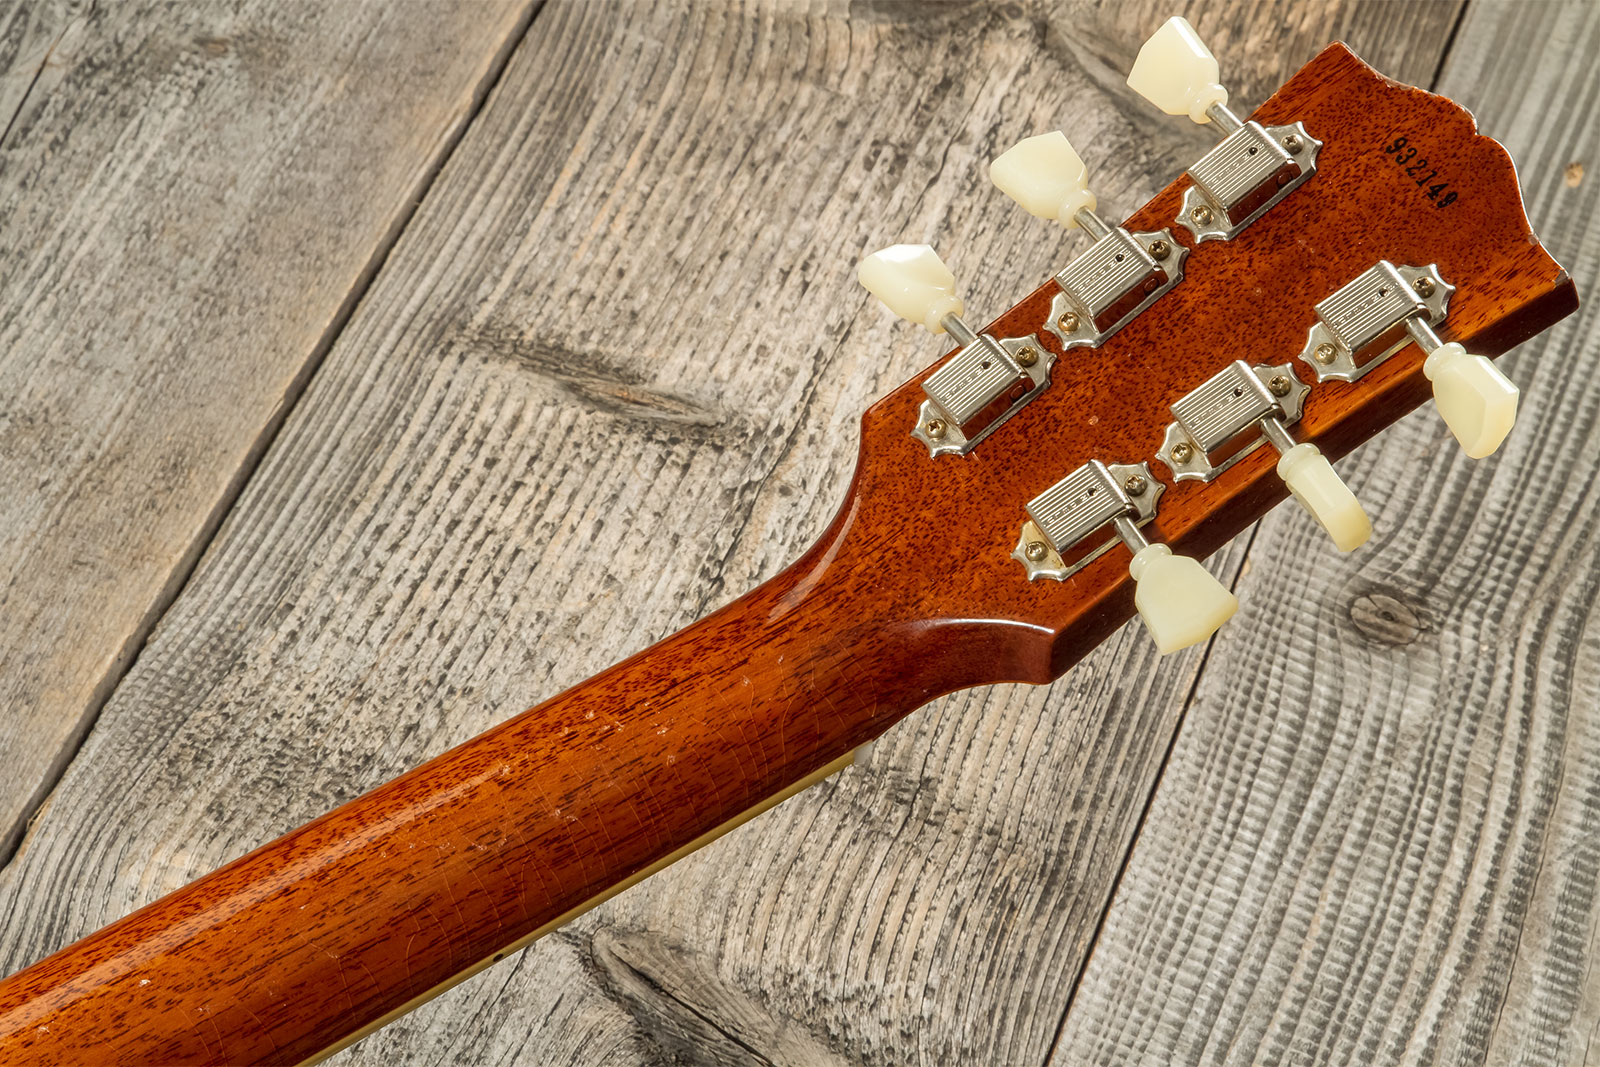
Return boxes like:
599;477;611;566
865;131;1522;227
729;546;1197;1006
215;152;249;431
0;0;91;149
0;0;542;868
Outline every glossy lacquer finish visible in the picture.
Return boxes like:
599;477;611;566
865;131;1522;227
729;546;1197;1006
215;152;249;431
0;45;1577;1064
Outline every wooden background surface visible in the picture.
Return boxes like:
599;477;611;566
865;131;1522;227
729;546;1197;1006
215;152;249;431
0;0;1595;1063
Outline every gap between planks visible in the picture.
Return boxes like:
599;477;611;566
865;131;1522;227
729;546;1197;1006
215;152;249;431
0;0;545;870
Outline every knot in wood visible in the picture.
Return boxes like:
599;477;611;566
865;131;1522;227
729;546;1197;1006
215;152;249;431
1348;592;1426;646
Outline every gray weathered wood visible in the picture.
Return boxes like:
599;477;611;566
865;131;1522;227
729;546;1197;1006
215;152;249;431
0;0;83;142
0;1;1475;1064
1054;3;1600;1064
0;0;532;858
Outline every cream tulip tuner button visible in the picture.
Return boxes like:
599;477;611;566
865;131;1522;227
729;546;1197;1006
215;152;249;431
1276;443;1372;552
1128;545;1238;655
857;244;965;335
1423;342;1519;458
1127;17;1229;124
988;131;1098;229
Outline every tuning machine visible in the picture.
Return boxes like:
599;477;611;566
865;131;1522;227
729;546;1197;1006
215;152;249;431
988;131;1187;349
1015;459;1235;654
1157;360;1370;551
1296;260;1518;457
858;244;1052;458
1127;17;1320;243
1015;460;1164;582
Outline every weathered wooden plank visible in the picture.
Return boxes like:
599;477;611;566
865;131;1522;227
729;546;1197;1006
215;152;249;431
0;0;532;857
0;1;1464;1064
1054;3;1600;1064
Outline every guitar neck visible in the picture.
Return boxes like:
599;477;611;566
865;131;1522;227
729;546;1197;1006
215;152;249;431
0;502;1011;1064
0;33;1580;1065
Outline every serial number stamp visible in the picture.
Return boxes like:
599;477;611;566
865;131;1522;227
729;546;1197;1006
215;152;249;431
1381;135;1459;208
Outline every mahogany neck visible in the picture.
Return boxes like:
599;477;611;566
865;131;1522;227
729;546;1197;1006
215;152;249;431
0;510;995;1064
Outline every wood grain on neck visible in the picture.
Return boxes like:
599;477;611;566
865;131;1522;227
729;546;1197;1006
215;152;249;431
0;498;1007;1065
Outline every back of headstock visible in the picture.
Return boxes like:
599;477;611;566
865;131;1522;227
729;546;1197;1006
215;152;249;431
839;23;1577;685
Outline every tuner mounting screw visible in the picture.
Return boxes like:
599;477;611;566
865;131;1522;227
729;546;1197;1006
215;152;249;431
1269;375;1292;397
1413;277;1436;298
1124;474;1148;496
1171;442;1194;464
1025;541;1049;562
925;418;947;440
1283;134;1304;155
1057;311;1080;333
1016;346;1039;367
1314;342;1336;365
1190;204;1214;226
1149;239;1171;260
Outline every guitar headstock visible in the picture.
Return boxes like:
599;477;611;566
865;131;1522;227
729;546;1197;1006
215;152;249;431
830;23;1576;684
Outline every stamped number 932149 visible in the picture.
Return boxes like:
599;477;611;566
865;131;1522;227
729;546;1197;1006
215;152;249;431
1382;135;1458;208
